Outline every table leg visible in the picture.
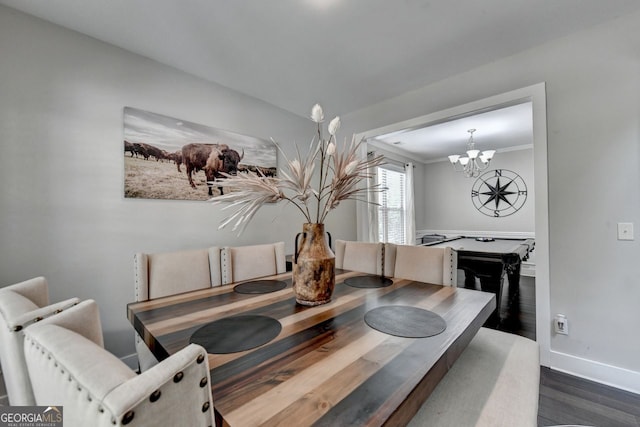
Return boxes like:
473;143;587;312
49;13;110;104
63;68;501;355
501;264;522;332
460;262;504;328
463;270;476;289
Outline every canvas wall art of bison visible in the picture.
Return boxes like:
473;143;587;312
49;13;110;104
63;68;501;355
123;107;277;201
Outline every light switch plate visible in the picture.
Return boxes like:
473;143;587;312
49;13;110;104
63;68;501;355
617;223;634;241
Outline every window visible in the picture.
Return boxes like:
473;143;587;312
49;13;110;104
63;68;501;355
377;166;406;244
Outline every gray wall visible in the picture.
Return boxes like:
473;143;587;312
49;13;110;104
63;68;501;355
367;145;535;234
422;148;534;232
1;4;639;391
344;11;640;389
0;6;355;361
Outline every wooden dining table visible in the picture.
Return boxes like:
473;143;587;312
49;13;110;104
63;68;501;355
127;269;495;427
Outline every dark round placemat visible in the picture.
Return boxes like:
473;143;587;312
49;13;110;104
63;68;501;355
344;275;393;288
233;279;287;294
364;306;446;338
189;315;282;354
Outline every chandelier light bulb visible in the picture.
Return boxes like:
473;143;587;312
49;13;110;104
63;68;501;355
483;150;496;160
447;128;496;178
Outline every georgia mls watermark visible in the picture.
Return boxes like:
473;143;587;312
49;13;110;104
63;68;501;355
0;406;63;427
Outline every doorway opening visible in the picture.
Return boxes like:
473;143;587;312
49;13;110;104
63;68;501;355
354;83;550;365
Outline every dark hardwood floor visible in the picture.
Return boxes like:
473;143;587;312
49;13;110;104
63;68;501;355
539;367;640;427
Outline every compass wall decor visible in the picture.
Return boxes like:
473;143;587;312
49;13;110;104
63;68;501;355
471;169;527;217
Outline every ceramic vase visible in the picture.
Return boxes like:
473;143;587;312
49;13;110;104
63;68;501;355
292;223;335;306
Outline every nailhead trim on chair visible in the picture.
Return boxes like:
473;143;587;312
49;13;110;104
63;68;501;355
27;336;215;426
133;253;141;301
221;249;230;284
122;410;135;425
25;335;118;424
9;301;79;332
150;390;162;402
449;251;455;284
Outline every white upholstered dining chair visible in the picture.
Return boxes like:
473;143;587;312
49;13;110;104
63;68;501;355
391;244;540;426
23;300;215;427
220;242;286;285
392;244;458;285
134;247;221;371
334;240;384;276
0;276;79;405
134;247;223;301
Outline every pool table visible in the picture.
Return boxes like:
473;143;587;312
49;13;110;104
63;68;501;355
423;236;534;328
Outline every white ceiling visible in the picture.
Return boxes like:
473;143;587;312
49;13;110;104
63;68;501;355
2;1;638;161
372;102;533;162
2;0;639;118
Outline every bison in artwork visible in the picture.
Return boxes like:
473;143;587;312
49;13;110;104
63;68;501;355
140;143;166;161
132;143;149;160
124;140;135;157
181;143;244;196
128;142;166;161
167;150;183;172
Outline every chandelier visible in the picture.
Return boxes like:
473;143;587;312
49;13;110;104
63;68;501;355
447;129;495;178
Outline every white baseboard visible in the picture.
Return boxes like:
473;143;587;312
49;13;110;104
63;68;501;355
550;350;640;394
120;352;139;371
520;262;536;277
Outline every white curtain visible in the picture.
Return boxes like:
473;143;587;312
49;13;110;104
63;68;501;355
367;152;380;243
404;162;416;245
